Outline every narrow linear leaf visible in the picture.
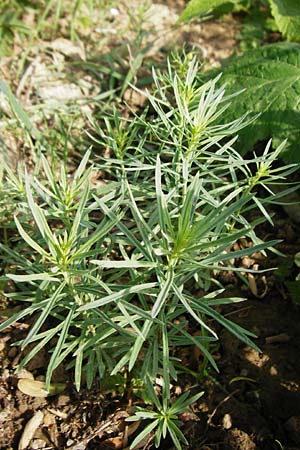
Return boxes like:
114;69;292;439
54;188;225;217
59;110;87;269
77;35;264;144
78;283;157;311
190;299;261;351
75;343;84;392
167;419;188;449
155;155;173;241
171;321;218;371
7;273;59;282
128;320;153;371
14;216;49;258
25;176;58;251
151;269;174;319
129;419;160;449
22;283;66;349
0;298;50;332
71;215;121;260
46;305;75;390
91;260;158;269
18;324;63;370
0;80;41;140
69;182;90;244
173;284;218;339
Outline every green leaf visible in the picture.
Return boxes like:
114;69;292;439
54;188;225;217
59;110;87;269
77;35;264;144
90;260;157;269
171;321;218;370
0;298;51;332
269;0;300;42
68;182;90;245
94;195;150;259
190;299;261;351
7;273;59;282
173;284;218;340
169;391;204;415
0;80;41;140
204;239;281;264
14;216;49;258
78;283;157;311
75;342;84;392
167;419;188;449
161;318;171;400
46;305;76;390
18;324;63;370
25;175;59;256
74;149;91;181
155;155;174;244
71;214;122;260
128;320;153;371
151;269;174;319
204;43;300;164
21;283;66;349
178;0;235;22
129;419;160;449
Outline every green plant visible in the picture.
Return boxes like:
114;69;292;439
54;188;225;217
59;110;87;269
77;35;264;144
0;53;297;449
177;1;300;166
202;43;300;164
0;1;29;56
234;1;278;52
178;0;300;43
127;381;204;450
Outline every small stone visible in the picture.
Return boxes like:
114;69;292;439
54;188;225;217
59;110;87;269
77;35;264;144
50;38;85;60
7;347;18;358
37;84;83;103
109;7;119;16
30;439;47;449
43;411;56;427
222;413;232;429
56;394;70;407
225;428;256;450
269;365;278;376
16;368;34;380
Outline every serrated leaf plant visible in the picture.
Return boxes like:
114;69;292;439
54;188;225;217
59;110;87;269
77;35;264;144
178;0;300;44
177;1;300;166
0;52;298;449
203;43;300;165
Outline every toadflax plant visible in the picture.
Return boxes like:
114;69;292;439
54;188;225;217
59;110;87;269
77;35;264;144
0;53;298;449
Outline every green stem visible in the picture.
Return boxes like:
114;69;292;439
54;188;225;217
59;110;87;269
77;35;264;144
199;317;209;377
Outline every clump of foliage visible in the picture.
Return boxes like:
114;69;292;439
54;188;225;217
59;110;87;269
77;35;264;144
203;43;300;164
179;0;300;44
0;0;112;58
0;0;29;56
178;0;300;166
0;54;298;449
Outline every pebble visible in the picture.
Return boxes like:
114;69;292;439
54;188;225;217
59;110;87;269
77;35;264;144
222;413;232;429
56;394;70;407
